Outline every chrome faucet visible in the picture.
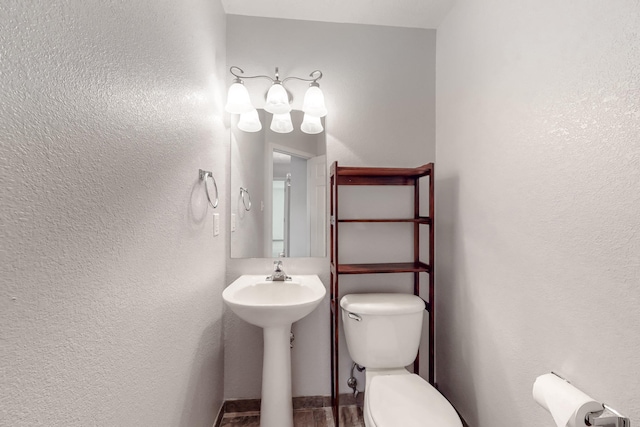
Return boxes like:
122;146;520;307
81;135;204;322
268;260;290;281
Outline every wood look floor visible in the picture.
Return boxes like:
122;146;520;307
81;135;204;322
220;406;365;427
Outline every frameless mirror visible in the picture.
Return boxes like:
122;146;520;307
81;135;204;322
230;109;326;258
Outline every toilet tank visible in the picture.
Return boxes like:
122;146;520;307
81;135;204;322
340;293;425;369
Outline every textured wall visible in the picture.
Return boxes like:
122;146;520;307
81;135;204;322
435;1;640;426
0;1;228;426
225;16;436;399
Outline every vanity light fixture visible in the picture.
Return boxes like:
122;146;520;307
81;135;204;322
237;109;262;132
225;78;254;114
300;114;323;135
225;66;326;134
270;113;294;134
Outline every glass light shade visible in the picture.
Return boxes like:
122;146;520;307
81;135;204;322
302;85;327;117
237;109;262;132
270;113;294;133
300;114;324;134
264;83;292;114
225;82;253;114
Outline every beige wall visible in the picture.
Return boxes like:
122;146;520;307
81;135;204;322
436;1;640;425
0;1;228;425
225;16;437;399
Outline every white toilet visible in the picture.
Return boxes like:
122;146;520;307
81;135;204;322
341;293;462;427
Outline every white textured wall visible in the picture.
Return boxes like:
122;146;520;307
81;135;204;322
0;1;228;426
436;1;640;426
225;16;436;399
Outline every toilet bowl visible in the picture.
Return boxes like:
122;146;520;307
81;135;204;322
341;293;462;427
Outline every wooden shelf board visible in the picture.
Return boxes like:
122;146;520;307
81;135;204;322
333;164;432;178
331;163;432;186
337;262;430;275
338;217;431;224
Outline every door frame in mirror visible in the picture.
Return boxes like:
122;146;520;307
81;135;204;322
265;143;317;258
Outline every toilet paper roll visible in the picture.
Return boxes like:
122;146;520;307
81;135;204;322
533;373;603;427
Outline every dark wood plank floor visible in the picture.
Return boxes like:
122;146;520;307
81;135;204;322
220;405;364;427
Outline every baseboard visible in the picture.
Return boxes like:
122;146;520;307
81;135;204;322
338;392;365;407
223;397;261;413
212;401;225;427
221;395;332;415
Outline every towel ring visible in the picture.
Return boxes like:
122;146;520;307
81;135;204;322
240;187;252;211
199;169;219;209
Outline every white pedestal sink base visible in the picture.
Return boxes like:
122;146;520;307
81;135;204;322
260;325;294;427
222;275;326;427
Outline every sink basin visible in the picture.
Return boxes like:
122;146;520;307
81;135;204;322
223;275;326;328
222;274;326;427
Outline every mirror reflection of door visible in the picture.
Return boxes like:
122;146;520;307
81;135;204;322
272;178;286;257
271;150;326;257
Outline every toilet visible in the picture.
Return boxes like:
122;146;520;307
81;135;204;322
340;293;462;427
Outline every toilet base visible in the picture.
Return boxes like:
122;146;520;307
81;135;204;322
362;370;462;427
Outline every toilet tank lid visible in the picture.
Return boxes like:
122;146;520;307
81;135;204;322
340;293;425;315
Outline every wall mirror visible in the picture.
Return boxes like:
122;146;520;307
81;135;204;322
230;109;326;258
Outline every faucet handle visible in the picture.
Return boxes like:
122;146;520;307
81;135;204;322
273;260;283;272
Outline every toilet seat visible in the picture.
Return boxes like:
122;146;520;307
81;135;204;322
367;374;462;427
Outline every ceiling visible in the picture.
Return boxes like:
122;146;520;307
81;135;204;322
221;0;456;29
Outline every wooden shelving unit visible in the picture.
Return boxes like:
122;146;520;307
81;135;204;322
329;162;435;426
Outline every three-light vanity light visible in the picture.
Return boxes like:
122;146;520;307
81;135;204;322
224;66;327;134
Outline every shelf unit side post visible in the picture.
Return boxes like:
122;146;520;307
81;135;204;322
428;164;435;385
413;177;420;376
329;162;340;426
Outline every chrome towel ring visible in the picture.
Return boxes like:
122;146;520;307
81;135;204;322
199;169;219;209
240;187;252;211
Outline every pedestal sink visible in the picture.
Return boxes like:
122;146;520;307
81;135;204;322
222;275;326;427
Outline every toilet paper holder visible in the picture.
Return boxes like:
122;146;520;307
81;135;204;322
586;404;630;427
547;372;630;427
